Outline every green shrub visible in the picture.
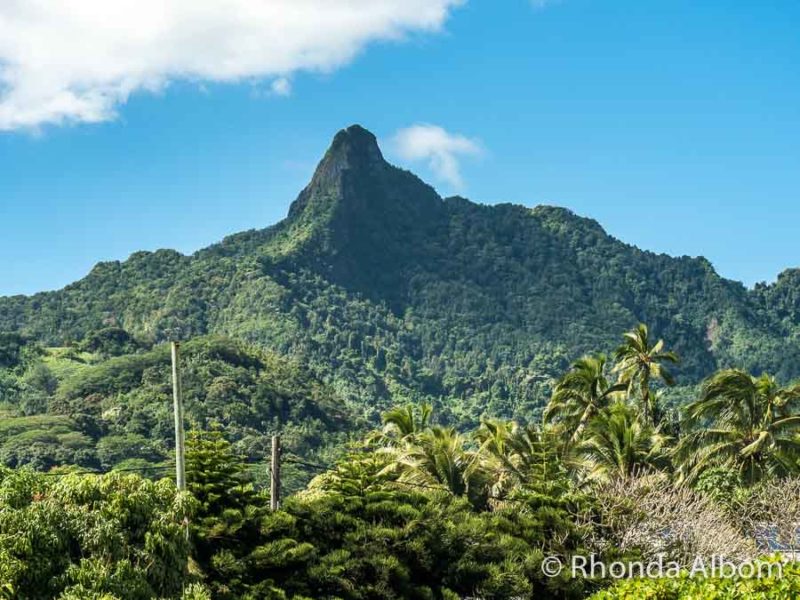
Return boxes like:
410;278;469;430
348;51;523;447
590;559;800;599
0;468;194;599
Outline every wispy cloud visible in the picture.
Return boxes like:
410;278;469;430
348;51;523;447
530;0;559;9
0;0;463;131
392;124;482;190
270;78;292;98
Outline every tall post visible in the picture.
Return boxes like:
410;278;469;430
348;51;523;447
171;341;186;492
270;435;281;511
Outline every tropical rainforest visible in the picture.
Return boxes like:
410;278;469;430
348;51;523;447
1;126;800;598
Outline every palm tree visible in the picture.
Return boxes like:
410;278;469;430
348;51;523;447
613;324;679;425
544;354;625;444
475;419;564;496
575;402;671;484
369;402;432;446
676;370;800;484
394;426;490;508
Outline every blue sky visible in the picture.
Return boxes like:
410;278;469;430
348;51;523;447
1;0;799;296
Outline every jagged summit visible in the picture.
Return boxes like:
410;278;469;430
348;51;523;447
297;124;387;199
328;124;384;164
288;124;441;223
280;125;447;308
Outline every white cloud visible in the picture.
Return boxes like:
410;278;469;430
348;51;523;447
392;124;482;189
270;77;292;97
0;0;463;131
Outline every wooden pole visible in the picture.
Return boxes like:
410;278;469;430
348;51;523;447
270;435;281;511
171;341;186;492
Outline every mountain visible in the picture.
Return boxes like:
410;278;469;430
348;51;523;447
2;124;800;428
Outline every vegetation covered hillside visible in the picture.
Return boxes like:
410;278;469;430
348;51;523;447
0;333;355;489
2;125;800;427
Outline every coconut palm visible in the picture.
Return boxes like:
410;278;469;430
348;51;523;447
575;402;671;484
369;402;432;446
613;323;679;425
544;354;625;445
676;370;800;484
394;426;490;508
474;419;516;483
475;419;564;495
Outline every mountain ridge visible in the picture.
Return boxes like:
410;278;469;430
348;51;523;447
2;124;800;424
2;124;784;300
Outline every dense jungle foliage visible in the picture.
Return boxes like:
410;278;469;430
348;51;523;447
0;333;356;491
2;322;800;598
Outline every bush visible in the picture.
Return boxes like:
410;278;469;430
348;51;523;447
0;468;194;599
734;477;800;554
588;475;756;566
590;559;800;599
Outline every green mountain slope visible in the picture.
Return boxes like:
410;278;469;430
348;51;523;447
0;334;354;486
2;125;800;426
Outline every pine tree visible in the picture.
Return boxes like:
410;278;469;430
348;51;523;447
185;429;266;597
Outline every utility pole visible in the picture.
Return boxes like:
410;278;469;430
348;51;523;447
270;435;281;511
171;341;186;492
